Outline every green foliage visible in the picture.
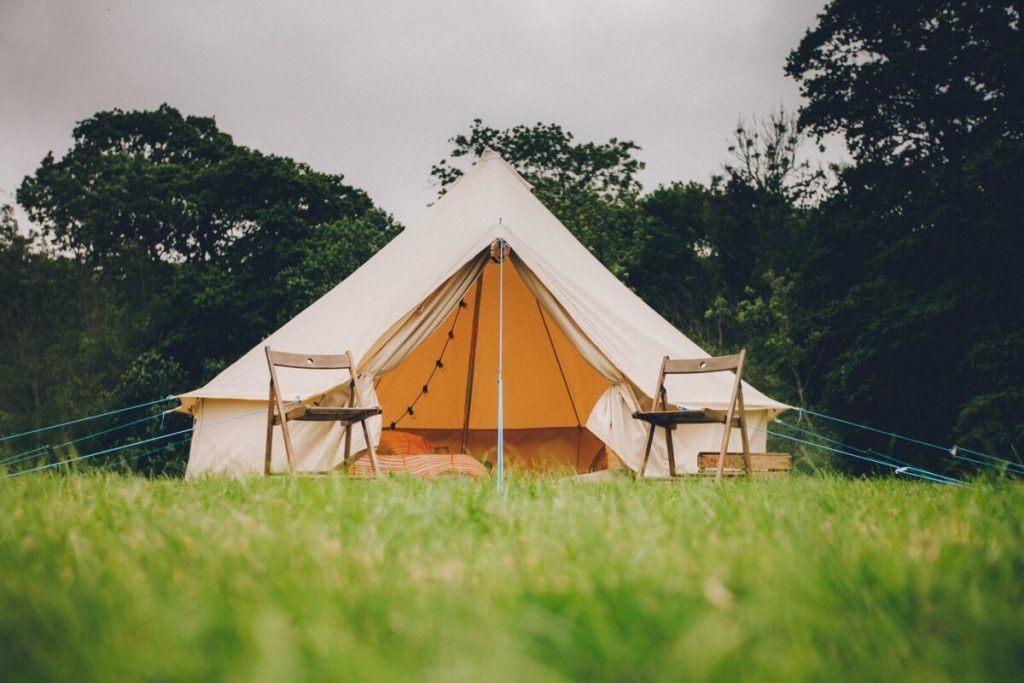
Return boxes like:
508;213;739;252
705;271;824;407
786;1;1022;169
954;333;1024;459
17;104;373;265
275;209;403;323
637;110;826;437
786;1;1024;456
0;225;142;443
0;476;1021;681
431;118;643;198
629;182;719;337
111;351;188;408
0;202;17;247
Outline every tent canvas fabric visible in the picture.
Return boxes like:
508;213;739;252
179;148;789;478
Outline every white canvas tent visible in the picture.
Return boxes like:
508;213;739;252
179;148;789;478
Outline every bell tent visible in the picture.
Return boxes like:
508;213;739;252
179;149;789;477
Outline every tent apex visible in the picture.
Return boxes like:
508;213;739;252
473;146;535;193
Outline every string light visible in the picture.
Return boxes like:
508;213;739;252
390;297;466;429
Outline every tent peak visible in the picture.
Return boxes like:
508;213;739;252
470;146;534;193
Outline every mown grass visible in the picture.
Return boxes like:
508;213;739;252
0;474;1021;682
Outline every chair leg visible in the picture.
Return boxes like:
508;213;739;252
359;419;381;476
343;424;352;468
738;415;752;477
714;419;733;483
264;387;276;476
737;392;752;477
344;422;352;466
280;421;298;474
638;423;656;478
664;425;677;477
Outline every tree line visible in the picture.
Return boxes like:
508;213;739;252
2;1;1020;473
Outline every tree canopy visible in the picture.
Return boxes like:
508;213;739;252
786;1;1022;170
785;0;1024;456
18;104;374;266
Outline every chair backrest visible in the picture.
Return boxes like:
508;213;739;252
651;350;746;410
265;349;355;371
265;347;358;404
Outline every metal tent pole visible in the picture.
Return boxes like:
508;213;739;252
496;238;506;491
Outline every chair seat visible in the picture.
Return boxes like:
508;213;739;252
275;405;382;424
632;408;739;428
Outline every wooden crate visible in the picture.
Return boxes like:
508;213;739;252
697;452;792;477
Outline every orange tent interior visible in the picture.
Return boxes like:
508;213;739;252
374;258;612;473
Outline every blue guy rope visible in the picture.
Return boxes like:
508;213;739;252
0;396;178;444
5;426;196;478
753;425;965;486
3;406;265;479
954;446;1024;472
0;444;50;466
863;448;964;485
101;436;194;470
798;407;1012;467
773;417;963;485
0;410;171;468
952;451;1024;475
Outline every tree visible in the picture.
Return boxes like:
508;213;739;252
18;104;373;267
725;107;831;205
786;2;1023;170
786;1;1024;458
630;182;719;340
0;201;18;249
0;210;139;450
262;209;402;324
16;105;401;390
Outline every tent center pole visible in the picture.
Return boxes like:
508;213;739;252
494;238;507;491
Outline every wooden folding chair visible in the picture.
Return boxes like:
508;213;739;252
633;350;751;481
264;347;382;476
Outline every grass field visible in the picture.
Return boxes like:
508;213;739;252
1;474;1021;682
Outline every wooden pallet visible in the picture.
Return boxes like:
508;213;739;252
697;452;792;477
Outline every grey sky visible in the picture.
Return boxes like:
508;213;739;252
1;0;834;226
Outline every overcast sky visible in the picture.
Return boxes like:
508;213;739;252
1;0;836;226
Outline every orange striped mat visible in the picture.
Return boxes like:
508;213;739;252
347;452;488;478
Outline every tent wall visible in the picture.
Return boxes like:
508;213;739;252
185;398;357;476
